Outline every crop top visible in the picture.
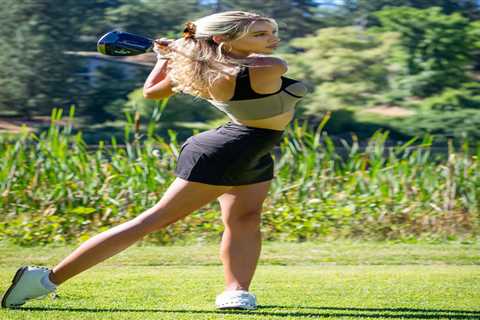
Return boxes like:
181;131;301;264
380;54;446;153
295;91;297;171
206;66;309;120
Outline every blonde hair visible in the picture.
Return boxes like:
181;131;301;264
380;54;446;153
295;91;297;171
164;11;279;98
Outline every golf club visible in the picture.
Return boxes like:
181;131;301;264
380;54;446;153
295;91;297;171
97;30;234;76
97;30;154;56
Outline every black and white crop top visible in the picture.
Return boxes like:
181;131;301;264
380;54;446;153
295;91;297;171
206;66;309;120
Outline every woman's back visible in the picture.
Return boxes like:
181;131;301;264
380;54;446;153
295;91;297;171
204;58;306;130
207;57;284;96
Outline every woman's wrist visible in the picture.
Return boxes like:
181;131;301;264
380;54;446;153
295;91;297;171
156;56;169;64
153;38;173;60
155;50;169;60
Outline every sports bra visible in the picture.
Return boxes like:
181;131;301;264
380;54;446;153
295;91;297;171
206;66;309;120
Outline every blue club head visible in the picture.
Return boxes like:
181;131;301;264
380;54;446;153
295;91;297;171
97;31;153;56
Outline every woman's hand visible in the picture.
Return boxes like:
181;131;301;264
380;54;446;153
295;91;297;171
153;38;174;56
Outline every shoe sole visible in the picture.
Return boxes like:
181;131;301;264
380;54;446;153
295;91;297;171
1;266;28;308
216;305;257;310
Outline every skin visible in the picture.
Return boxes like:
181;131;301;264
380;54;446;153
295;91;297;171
144;20;285;97
212;20;281;58
145;20;291;131
43;20;286;303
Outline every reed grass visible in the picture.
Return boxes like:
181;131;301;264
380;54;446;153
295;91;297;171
0;107;478;245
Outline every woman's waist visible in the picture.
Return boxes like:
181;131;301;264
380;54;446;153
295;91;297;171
188;123;284;152
229;110;294;131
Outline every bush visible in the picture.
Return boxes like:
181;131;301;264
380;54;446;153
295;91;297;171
1;109;479;245
376;7;476;97
419;84;480;111
392;108;480;140
284;27;399;112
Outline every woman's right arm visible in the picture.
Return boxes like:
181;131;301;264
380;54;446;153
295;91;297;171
251;56;288;75
249;56;288;88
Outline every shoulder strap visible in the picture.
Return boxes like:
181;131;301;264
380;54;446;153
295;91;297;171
230;66;289;101
230;66;252;100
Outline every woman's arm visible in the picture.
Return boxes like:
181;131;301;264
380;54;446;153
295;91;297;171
250;55;288;76
143;59;174;99
143;38;175;99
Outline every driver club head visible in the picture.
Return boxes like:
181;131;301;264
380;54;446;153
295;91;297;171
97;30;154;56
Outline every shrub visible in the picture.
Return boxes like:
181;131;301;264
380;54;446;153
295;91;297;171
1;109;479;245
419;84;480;111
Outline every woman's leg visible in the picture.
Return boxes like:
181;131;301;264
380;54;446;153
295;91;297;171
217;180;272;291
49;178;231;285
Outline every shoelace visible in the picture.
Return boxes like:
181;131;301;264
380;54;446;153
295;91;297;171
31;266;49;271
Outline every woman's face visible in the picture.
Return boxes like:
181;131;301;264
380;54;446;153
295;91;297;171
226;21;280;57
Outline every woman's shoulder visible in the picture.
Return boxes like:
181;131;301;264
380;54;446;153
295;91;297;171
246;55;288;77
248;55;287;66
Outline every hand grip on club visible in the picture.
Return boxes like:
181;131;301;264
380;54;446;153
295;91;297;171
153;38;174;57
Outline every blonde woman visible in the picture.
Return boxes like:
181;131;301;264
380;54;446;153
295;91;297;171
2;11;309;310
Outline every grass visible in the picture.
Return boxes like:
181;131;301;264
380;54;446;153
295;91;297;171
0;242;479;319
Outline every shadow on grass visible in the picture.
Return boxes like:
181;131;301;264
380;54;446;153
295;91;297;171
15;305;480;319
260;305;480;314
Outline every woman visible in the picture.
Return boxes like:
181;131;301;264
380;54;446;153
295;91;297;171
2;10;308;310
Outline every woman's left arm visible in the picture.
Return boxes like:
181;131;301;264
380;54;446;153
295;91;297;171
143;38;175;99
143;59;175;99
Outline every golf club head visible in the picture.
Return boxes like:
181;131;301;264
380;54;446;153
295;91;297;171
97;31;153;56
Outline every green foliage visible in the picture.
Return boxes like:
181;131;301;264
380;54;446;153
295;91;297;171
122;89;224;123
391;108;480;140
326;0;480;27
284;27;399;112
418;83;480;111
81;64;147;121
0;0;84;116
470;20;480;50
1;109;479;245
375;7;476;97
207;0;322;41
104;0;205;37
383;82;480;140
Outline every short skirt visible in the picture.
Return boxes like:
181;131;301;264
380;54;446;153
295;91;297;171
174;122;284;186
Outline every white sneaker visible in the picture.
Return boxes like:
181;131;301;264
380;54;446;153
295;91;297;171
215;290;257;310
1;266;55;308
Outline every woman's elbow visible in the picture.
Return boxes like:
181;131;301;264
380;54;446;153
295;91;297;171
143;88;173;100
143;77;174;99
143;88;154;99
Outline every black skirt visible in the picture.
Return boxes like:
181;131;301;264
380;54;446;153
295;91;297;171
174;122;284;186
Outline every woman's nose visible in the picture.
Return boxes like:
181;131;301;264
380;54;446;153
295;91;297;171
269;37;279;44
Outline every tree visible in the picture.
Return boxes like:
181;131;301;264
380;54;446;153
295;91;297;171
0;0;98;116
376;7;476;97
283;27;399;112
322;0;480;28
203;0;322;41
104;0;208;38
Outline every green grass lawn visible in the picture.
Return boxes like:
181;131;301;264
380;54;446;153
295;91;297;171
0;241;479;319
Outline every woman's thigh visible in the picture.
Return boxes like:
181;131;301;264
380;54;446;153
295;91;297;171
136;178;232;231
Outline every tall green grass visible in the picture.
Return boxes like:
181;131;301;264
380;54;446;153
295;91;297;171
0;107;478;245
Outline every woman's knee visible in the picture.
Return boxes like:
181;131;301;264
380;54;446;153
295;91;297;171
131;206;173;234
223;208;263;229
